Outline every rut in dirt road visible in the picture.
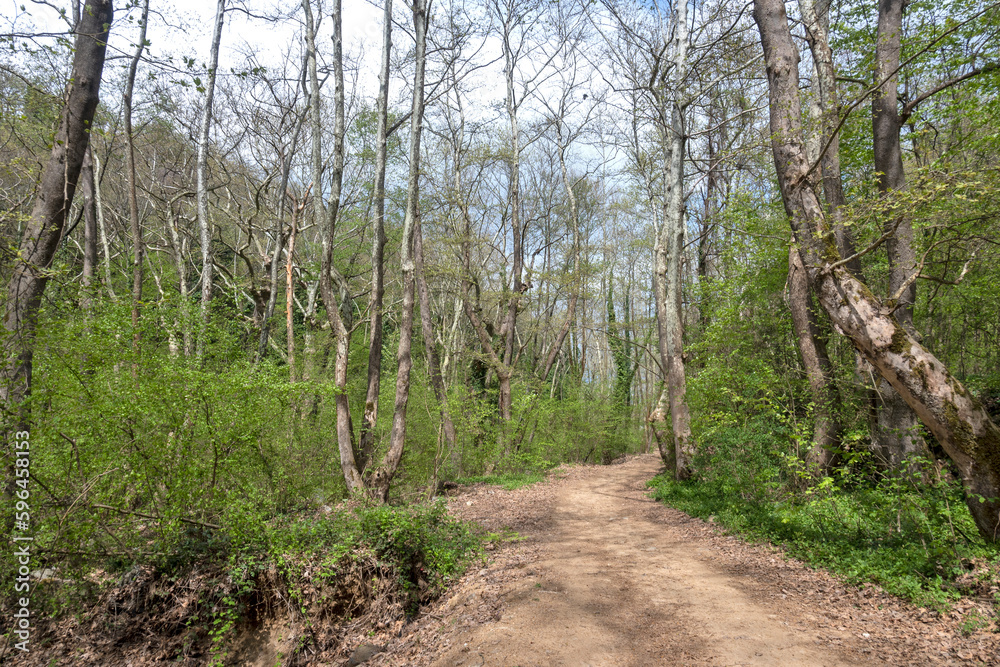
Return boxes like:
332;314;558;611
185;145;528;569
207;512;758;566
429;455;858;667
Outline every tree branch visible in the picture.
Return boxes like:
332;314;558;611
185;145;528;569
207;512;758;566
900;63;998;122
91;504;221;530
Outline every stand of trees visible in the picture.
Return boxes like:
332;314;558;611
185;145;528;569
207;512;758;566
3;0;1000;588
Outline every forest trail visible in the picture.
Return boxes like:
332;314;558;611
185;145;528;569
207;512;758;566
428;454;856;666
371;455;875;667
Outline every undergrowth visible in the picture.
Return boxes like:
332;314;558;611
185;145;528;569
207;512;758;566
262;500;483;594
648;456;1000;610
1;501;484;663
455;470;547;490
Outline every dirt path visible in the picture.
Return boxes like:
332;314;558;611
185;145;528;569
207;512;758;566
363;455;998;667
428;455;855;667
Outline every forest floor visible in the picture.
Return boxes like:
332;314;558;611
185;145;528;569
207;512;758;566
348;454;1000;667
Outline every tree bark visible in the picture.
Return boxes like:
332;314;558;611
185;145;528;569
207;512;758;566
871;0;930;470
2;0;113;417
165;197;192;356
358;0;393;470
300;280;324;420
196;0;226;359
647;386;675;471
369;0;429;502
607;277;634;410
753;0;1000;541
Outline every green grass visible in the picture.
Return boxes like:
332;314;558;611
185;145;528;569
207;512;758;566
455;470;547;490
647;473;1000;609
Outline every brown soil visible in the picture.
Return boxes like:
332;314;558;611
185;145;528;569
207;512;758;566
357;454;1000;667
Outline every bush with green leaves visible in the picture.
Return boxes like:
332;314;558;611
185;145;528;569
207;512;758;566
3;297;344;585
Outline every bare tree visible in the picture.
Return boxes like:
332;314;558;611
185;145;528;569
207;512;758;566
196;0;227;358
599;0;695;476
255;58;308;364
654;0;694;478
124;0;151;360
299;0;365;493
358;0;394;470
368;0;431;501
487;0;530;420
536;1;592;383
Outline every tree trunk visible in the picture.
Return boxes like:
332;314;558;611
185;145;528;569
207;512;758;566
300;280;323;420
753;0;1000;541
496;7;524;422
788;245;841;470
124;0;150;361
662;130;693;478
257;109;306;363
285;205;298;382
2;0;112;508
80;147;98;312
2;0;113;417
414;223;458;466
92;151;116;300
870;0;930;471
359;0;393;470
304;0;363;493
697;93;723;327
791;0;848;473
608;278;634;411
656;0;693;480
579;293;587;380
541;134;581;383
165;199;193;356
369;0;428;502
196;0;226;359
647;386;674;471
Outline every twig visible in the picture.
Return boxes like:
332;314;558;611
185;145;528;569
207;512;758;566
91;504;221;530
